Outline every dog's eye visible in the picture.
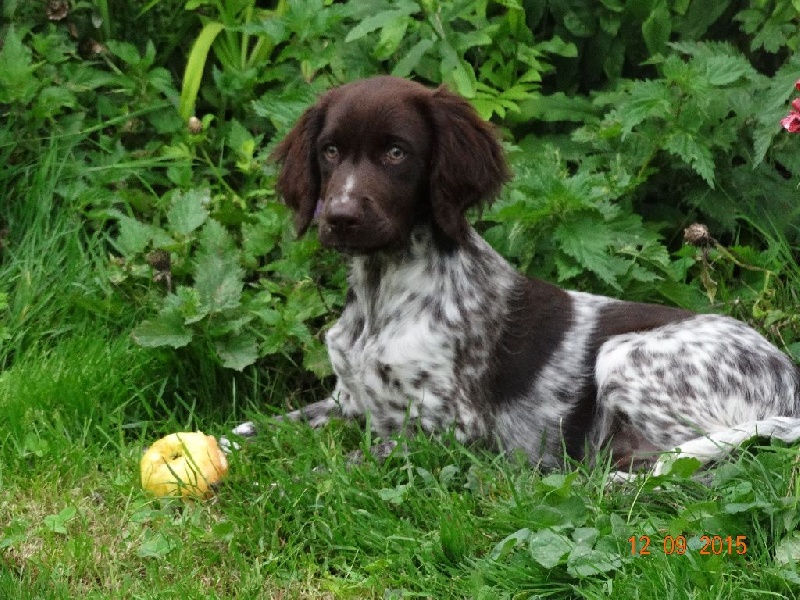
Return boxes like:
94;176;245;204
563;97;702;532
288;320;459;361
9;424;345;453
385;145;407;163
322;144;339;162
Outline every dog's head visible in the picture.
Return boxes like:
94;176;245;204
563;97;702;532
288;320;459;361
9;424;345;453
271;76;509;253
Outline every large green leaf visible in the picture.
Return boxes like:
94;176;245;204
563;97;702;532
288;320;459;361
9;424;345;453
132;306;193;349
566;536;623;577
392;38;435;78
0;26;39;104
642;2;671;56
167;189;210;237
556;219;628;290
216;333;258;371
528;529;573;569
194;221;244;314
664;131;716;188
344;2;418;43
115;215;155;257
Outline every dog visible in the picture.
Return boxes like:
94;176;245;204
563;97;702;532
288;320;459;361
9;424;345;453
231;76;800;477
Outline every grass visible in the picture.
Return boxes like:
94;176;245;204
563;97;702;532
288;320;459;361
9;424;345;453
1;333;800;599
2;324;799;598
2;134;800;600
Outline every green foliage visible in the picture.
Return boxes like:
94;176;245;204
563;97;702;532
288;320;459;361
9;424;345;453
737;0;800;54
485;140;687;302
173;0;290;119
0;292;9;348
108;188;343;374
0;26;39;105
2;0;799;378
342;0;578;119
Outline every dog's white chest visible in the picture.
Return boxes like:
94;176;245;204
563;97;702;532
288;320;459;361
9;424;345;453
326;305;461;435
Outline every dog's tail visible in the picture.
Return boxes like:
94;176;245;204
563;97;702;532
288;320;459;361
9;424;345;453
653;416;800;476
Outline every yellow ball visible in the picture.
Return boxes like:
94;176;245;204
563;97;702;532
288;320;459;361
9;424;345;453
140;432;229;498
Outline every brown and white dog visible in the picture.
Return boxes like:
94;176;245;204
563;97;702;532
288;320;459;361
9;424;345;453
231;76;800;476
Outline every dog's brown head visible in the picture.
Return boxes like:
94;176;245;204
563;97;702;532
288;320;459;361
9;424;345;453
271;76;509;252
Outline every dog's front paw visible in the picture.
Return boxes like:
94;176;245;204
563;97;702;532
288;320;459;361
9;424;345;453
231;421;258;437
346;439;403;466
218;435;240;454
219;421;259;454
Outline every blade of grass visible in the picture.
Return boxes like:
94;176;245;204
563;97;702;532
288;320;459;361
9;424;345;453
179;21;225;121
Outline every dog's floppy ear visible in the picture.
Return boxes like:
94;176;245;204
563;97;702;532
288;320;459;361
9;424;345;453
270;103;325;236
427;86;510;244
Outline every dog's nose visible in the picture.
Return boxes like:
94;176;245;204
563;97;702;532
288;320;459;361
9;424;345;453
325;199;361;231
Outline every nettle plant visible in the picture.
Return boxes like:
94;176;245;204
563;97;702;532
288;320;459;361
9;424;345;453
182;0;578;126
111;187;344;375
487;42;800;313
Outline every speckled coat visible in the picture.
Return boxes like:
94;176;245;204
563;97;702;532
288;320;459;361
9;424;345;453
232;76;800;474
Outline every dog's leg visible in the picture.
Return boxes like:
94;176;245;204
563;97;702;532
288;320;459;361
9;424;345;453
221;397;343;452
651;416;800;476
284;399;404;465
224;397;401;466
282;396;343;427
240;396;343;435
608;416;800;483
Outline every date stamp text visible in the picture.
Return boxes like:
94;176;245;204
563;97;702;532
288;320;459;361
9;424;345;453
629;535;748;556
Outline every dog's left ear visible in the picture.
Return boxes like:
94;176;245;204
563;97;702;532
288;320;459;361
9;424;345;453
427;86;510;244
270;104;325;236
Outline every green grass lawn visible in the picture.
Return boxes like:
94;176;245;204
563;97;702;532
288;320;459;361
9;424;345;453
1;324;800;598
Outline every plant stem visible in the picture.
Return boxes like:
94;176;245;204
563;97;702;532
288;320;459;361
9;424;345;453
96;0;111;39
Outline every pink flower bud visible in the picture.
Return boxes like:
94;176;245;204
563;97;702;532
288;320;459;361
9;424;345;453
781;112;800;133
780;80;800;133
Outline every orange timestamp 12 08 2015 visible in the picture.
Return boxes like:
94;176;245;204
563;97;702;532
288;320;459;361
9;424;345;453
629;535;748;556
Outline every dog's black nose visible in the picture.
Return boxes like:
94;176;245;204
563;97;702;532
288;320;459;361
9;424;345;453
324;200;361;231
